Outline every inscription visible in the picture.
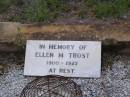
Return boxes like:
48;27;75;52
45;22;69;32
24;40;101;77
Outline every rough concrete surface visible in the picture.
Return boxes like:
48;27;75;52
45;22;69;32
0;22;130;53
0;52;130;97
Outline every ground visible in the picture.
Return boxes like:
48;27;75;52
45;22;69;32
0;0;130;97
0;52;130;97
0;0;130;23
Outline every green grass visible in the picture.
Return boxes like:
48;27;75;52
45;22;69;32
23;0;70;22
1;0;130;21
0;0;11;13
0;0;22;14
84;0;130;18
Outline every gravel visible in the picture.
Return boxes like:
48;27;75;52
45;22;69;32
0;53;130;97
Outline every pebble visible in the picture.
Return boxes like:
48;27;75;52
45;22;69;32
0;53;130;97
0;65;4;74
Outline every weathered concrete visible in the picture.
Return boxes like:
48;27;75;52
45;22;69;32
0;22;130;52
1;22;130;41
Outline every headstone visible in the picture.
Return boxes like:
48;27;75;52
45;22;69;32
24;40;101;77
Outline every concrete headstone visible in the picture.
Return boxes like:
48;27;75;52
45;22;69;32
24;40;101;77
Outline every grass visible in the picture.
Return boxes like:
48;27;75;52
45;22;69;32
23;0;70;22
0;0;11;13
0;0;23;13
0;0;130;21
84;0;130;18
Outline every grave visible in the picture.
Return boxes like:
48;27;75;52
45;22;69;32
0;22;130;97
